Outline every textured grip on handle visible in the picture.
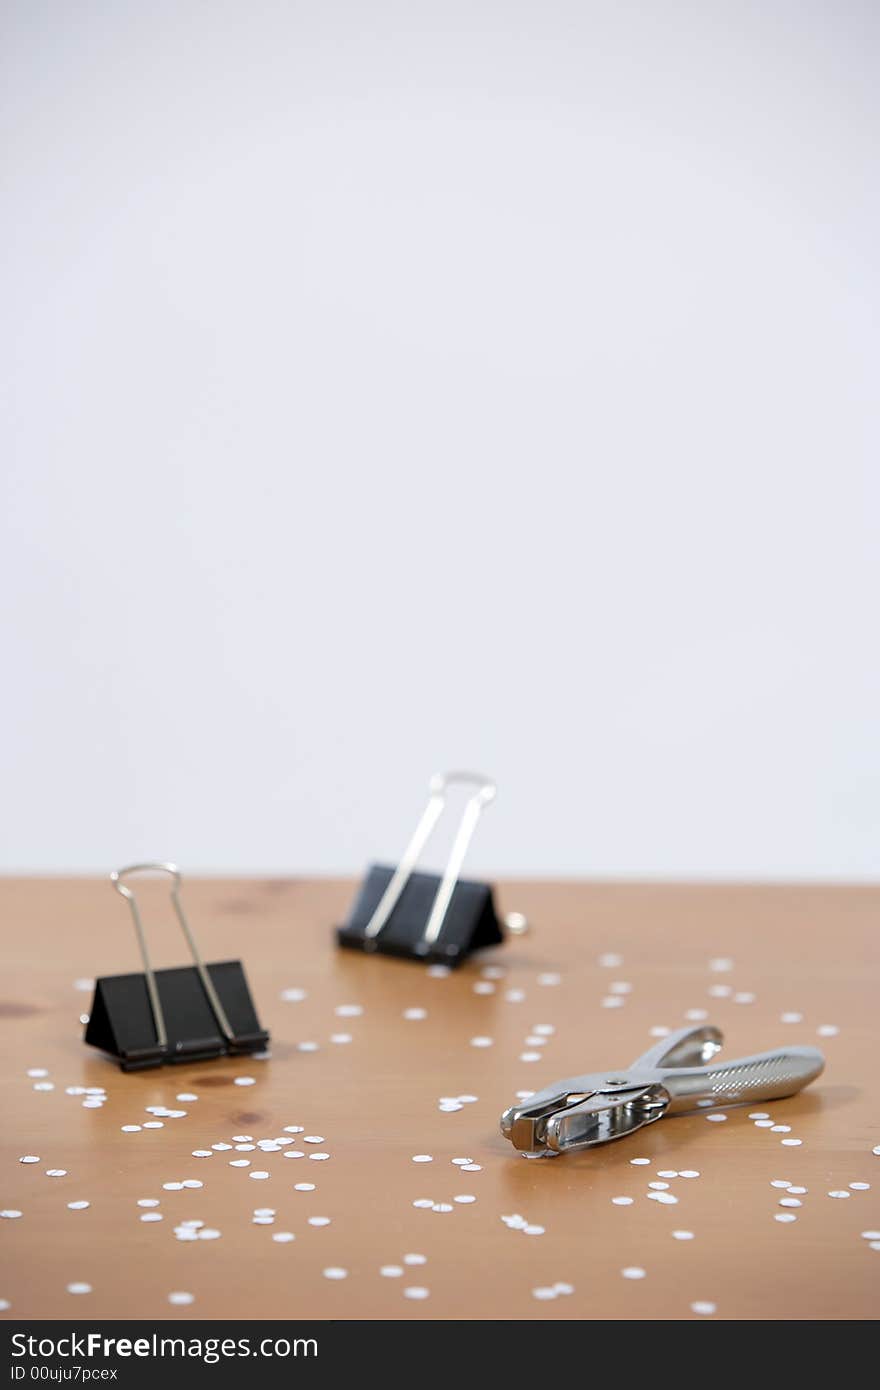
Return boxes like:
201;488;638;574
661;1045;824;1113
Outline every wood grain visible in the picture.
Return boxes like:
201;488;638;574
0;877;877;1320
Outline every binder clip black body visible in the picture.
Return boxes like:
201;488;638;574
85;863;269;1071
336;772;528;967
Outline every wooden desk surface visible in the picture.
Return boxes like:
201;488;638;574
1;877;877;1321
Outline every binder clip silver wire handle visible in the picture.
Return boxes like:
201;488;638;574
363;771;510;946
111;862;235;1048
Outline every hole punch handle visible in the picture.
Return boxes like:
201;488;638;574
659;1045;825;1113
362;772;497;946
633;1025;724;1071
110;862;235;1050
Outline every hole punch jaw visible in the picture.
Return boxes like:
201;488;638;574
501;1082;668;1155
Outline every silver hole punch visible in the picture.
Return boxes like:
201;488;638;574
336;771;529;967
84;862;269;1070
500;1024;824;1156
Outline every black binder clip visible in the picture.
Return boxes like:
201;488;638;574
336;771;528;967
85;862;270;1071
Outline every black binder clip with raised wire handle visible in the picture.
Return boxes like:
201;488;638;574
336;771;528;967
85;863;269;1071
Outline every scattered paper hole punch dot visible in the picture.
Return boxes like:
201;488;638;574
84;863;269;1070
335;772;529;966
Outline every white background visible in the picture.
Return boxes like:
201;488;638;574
2;1;878;878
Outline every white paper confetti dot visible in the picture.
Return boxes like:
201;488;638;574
412;1154;433;1163
381;1265;403;1277
771;1180;791;1189
817;1025;839;1037
646;1191;678;1205
460;1164;482;1172
779;1198;801;1208
520;1051;542;1062
849;1182;870;1191
181;1180;202;1189
140;1212;163;1222
678;1170;700;1179
781;1138;803;1146
691;1301;716;1315
249;1171;270;1180
404;1286;429;1299
672;1230;694;1240
470;1036;493;1048
19;1156;39;1164
162;1182;183;1191
298;1042;319;1053
473;982;495;995
143;1122;163;1129
749;1112;770;1120
827;1190;850;1199
168;1292;193;1305
273;1232;295;1242
775;1213;797;1223
685;1008;708;1021
537;973;561;986
335;1004;363;1017
67;1201;90;1210
67;1283;92;1295
234;1076;255;1087
630;1158;650;1166
1;1211;23;1220
432;1203;453;1213
454;1194;476;1204
532;1287;557;1300
622;1267;646;1280
733;992;755;1004
705;1113;727;1123
46;1169;67;1178
612;1197;634;1206
648;1181;669;1191
295;1183;316;1192
281;987;307;1002
323;1267;347;1280
780;1012;803;1024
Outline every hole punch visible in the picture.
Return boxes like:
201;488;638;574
84;863;269;1070
336;772;528;967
